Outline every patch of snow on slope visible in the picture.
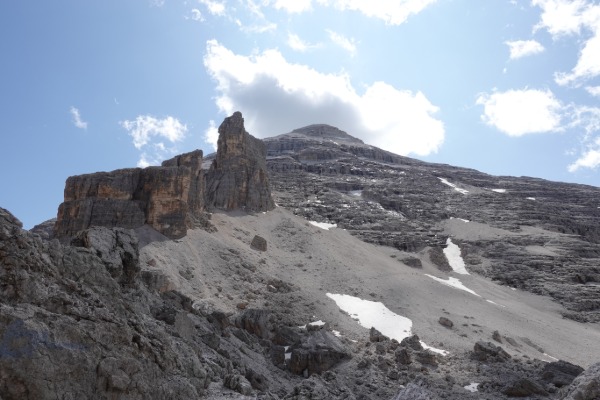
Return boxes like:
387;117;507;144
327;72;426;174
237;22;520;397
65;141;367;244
349;190;363;197
486;299;506;308
492;189;506;193
450;217;470;223
309;320;326;327
309;221;337;230
464;383;479;392
527;197;536;201
326;293;448;355
425;275;480;297
421;342;449;356
438;177;469;195
443;238;469;274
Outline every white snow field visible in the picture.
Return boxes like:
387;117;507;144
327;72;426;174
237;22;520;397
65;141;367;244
443;238;469;274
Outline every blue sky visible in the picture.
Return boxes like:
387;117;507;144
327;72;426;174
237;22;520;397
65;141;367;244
1;0;600;228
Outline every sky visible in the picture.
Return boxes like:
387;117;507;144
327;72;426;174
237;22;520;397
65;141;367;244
1;0;600;229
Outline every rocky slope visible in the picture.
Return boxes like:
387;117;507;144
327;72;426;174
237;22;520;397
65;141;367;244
1;115;600;399
264;124;600;323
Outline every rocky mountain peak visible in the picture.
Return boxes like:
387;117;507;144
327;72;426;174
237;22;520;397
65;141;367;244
290;124;364;144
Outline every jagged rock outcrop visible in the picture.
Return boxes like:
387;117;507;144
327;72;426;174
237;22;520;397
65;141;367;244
54;150;205;239
206;111;275;212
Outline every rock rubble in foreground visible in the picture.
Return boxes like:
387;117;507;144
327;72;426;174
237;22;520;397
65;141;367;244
2;205;598;399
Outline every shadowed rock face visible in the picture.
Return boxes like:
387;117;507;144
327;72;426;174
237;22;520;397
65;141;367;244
54;150;204;239
206;112;275;212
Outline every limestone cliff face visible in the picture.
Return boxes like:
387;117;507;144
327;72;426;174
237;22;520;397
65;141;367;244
53;112;274;239
206;112;275;212
54;150;204;239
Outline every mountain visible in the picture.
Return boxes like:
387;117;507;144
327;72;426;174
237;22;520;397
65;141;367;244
2;113;600;399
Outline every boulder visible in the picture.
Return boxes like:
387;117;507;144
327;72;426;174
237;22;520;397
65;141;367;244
542;360;584;388
289;330;350;376
559;362;600;400
472;341;511;362
250;235;267;251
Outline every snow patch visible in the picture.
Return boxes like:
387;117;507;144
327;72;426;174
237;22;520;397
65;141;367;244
438;177;469;195
421;341;449;356
349;190;362;197
326;293;448;355
526;197;536;201
464;382;479;392
309;320;326;327
425;275;480;297
450;217;470;223
332;330;342;337
443;238;469;275
491;189;507;193
486;299;506;308
309;221;337;230
543;353;559;362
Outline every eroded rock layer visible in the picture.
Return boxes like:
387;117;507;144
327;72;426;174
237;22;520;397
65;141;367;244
206;111;275;212
54;150;204;239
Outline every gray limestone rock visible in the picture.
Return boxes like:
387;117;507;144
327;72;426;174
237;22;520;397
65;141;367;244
205;112;275;212
559;362;600;400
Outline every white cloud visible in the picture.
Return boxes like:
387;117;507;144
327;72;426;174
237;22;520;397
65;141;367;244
568;146;600;172
189;8;205;21
586;86;600;97
199;0;226;16
272;0;312;13
532;0;600;85
150;0;165;7
70;106;88;130
476;89;562;136
327;30;357;56
505;40;545;59
555;31;600;85
120;115;187;166
203;40;444;156
204;119;219;150
316;0;438;25
287;33;321;52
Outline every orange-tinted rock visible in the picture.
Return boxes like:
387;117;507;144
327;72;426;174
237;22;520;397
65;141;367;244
54;150;204;239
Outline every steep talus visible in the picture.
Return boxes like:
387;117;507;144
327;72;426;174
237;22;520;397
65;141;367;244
264;125;600;322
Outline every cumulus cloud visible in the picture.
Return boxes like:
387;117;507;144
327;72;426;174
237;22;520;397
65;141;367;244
476;89;562;136
568;142;600;172
327;30;357;56
586;86;600;97
199;0;226;16
316;0;438;25
287;33;321;52
505;40;545;59
204;120;219;150
532;0;600;85
70;106;88;130
203;40;444;156
120;115;187;167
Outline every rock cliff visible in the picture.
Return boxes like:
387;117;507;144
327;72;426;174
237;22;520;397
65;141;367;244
53;112;274;240
206;111;275;212
54;150;204;239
